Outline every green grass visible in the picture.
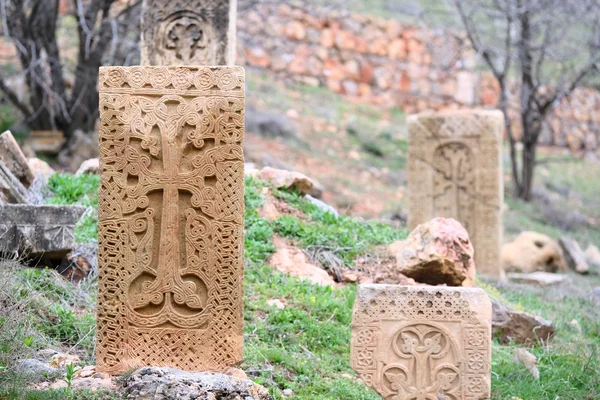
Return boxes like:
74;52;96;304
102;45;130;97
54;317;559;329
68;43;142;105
2;173;599;399
46;174;99;243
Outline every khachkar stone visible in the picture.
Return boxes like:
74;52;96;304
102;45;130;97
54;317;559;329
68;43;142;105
96;66;245;374
140;0;237;66
407;110;504;278
351;285;492;400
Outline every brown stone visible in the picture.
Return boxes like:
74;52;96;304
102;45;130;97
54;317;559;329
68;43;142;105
388;39;407;60
285;20;306;41
96;66;245;374
245;47;271;68
491;299;555;345
140;0;236;66
257;166;314;195
351;285;492;400
408;110;504;278
27;130;65;155
389;217;476;286
502;232;566;273
0;131;34;187
28;158;55;181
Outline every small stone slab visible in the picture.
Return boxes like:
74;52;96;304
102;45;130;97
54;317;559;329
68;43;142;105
351;284;492;400
507;272;568;286
26;130;65;155
0;205;85;259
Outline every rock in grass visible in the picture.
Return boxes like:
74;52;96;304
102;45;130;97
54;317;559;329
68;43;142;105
559;236;589;274
584;244;600;270
258;166;315;195
507;271;568;286
491;299;555;345
15;359;58;376
125;367;272;400
502;232;566;273
388;217;475;286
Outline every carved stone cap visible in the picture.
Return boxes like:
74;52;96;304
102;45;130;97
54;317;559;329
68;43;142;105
408;109;504;139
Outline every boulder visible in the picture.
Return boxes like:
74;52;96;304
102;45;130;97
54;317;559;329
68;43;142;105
75;158;99;175
502;232;566;273
268;236;335;286
125;367;272;400
258;166;315;195
491;299;555;345
14;359;58;376
0;205;85;261
388;217;475;286
305;194;338;217
559;236;589;274
506;272;568;286
27;158;55;181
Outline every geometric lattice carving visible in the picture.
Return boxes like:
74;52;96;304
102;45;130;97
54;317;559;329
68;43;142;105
141;0;237;66
408;110;504;277
351;285;492;400
96;66;245;374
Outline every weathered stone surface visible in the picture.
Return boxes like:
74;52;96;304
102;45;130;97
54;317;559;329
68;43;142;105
141;0;237;66
0;130;34;187
408;110;504;278
491;299;555;345
258;166;315;195
389;217;476;286
15;359;58;376
268;236;335;286
75;158;99;176
559;236;590;274
0;205;85;259
27;158;55;181
96;66;245;374
502;232;566;273
125;367;272;400
507;271;568;286
351;285;492;400
0;160;29;204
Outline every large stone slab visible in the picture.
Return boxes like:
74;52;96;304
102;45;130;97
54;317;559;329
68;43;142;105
0;205;85;259
408;110;504;278
96;66;245;374
351;284;492;400
141;0;237;66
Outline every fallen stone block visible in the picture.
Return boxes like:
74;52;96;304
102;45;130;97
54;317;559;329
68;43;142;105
0;204;85;261
559;236;589;274
0;160;29;204
125;367;272;400
502;231;566;273
0;130;34;187
27;130;65;155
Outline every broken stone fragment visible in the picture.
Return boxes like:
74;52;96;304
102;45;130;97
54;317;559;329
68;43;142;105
389;217;476;286
559;236;589;274
491;299;555;345
27;158;56;181
125;367;272;400
0;204;85;261
502;231;567;273
258;166;315;195
75;158;99;176
0;130;34;187
0;160;29;204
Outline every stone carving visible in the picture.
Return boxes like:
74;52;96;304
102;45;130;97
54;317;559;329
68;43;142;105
0;204;85;260
408;110;503;277
351;285;492;400
141;0;237;66
96;66;245;374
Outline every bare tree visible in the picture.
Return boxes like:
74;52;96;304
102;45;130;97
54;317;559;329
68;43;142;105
452;0;600;200
0;0;141;140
